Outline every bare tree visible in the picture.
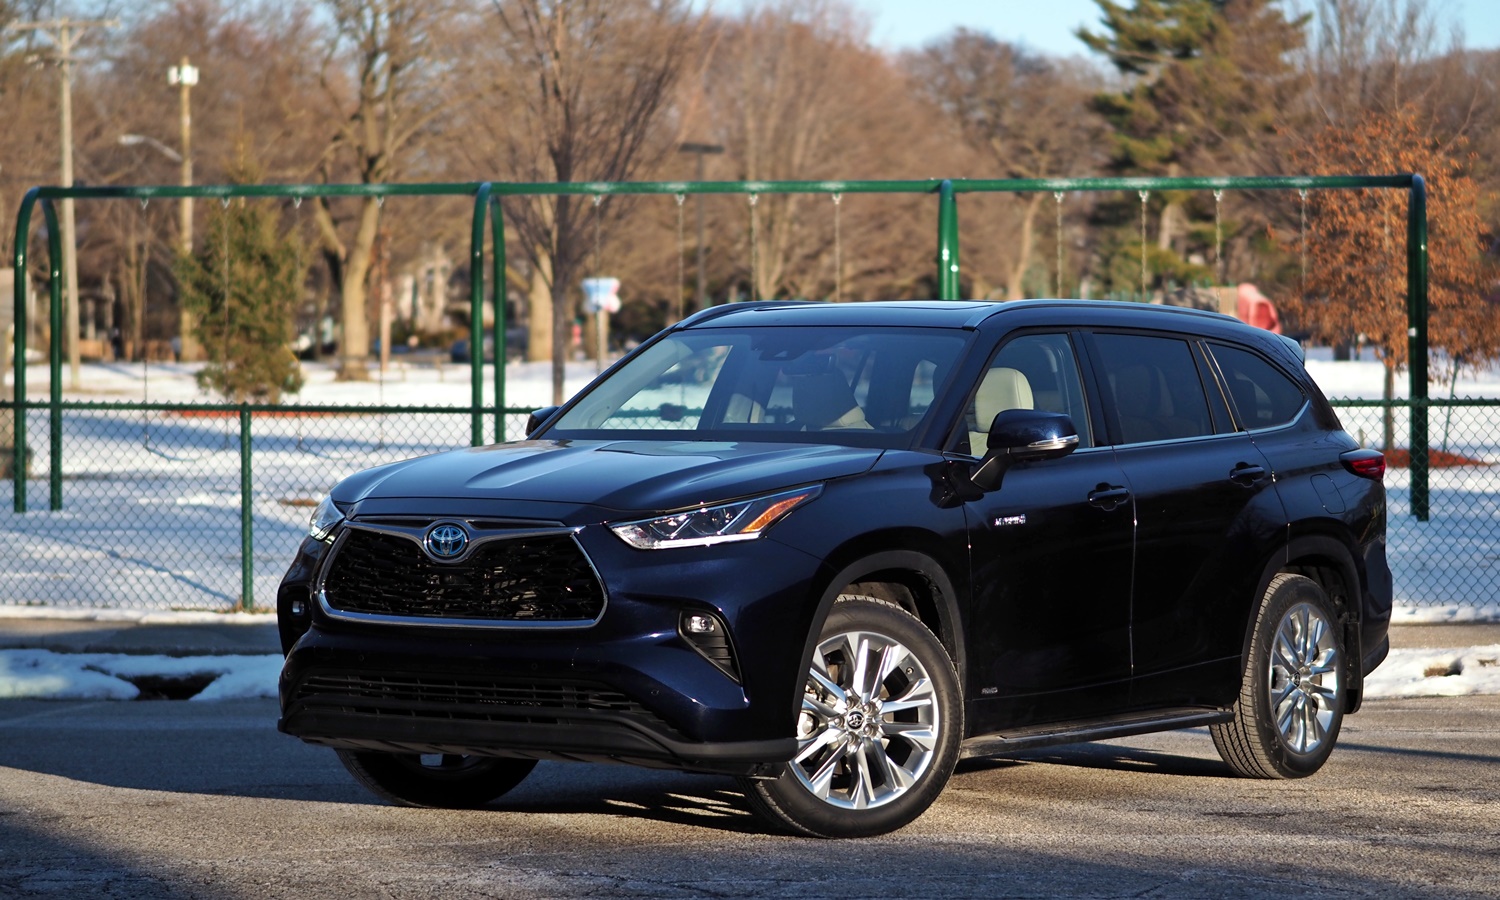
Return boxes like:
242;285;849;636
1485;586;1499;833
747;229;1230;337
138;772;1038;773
696;1;951;304
1293;0;1457;125
470;0;699;404
312;0;463;381
908;31;1105;298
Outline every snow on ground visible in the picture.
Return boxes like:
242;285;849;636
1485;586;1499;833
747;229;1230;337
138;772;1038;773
0;648;281;701
1361;644;1500;698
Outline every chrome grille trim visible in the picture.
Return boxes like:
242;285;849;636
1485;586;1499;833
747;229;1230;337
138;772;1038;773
315;520;607;629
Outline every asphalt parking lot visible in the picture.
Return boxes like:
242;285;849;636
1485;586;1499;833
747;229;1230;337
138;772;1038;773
1;692;1496;899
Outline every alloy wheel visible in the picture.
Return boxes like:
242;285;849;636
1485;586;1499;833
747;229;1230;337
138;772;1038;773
791;628;941;809
1268;601;1342;755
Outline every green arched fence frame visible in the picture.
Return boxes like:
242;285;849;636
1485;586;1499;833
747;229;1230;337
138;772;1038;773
7;174;1431;608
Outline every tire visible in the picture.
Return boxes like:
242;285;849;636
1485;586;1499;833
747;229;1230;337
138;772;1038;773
739;595;962;838
1211;573;1346;779
336;750;537;808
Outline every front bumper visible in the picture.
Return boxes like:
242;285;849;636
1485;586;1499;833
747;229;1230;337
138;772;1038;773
280;665;793;775
278;522;824;775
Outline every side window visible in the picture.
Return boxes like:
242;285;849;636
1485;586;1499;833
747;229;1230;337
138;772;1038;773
1093;333;1214;444
954;333;1093;455
1210;343;1307;430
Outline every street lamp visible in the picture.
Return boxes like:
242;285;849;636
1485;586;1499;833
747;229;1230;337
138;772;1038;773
677;142;723;318
118;133;181;163
168;58;198;360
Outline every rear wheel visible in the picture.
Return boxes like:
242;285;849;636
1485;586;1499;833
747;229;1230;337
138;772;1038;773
336;750;537;808
1212;573;1345;779
739;595;962;838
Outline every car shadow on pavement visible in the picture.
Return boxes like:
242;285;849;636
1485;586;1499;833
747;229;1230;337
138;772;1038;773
0;817;202;898
0;698;777;833
957;737;1232;779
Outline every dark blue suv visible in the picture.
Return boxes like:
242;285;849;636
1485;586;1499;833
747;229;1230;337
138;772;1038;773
277;300;1390;838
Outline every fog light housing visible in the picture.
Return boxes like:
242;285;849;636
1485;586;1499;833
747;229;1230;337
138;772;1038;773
679;610;739;682
683;614;717;634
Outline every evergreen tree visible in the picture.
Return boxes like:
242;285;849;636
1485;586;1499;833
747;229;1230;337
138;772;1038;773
1079;0;1308;293
176;167;306;403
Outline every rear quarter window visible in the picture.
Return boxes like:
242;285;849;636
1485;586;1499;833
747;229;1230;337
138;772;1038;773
1209;343;1307;430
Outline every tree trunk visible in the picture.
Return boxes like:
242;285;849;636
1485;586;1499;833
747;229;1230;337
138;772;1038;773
527;258;553;364
550;270;572;407
336;197;384;381
1157;200;1176;252
1007;193;1047;299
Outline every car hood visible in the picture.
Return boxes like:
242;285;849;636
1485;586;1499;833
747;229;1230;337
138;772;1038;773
335;440;884;514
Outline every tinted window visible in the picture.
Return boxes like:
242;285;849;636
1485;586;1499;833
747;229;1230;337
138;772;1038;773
1093;333;1214;444
1210;343;1307;430
954;332;1093;455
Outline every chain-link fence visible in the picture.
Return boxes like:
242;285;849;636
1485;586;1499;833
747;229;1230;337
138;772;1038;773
0;401;533;612
1;396;1494;616
1331;399;1500;619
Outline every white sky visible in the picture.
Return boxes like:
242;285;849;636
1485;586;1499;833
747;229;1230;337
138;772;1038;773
855;0;1500;57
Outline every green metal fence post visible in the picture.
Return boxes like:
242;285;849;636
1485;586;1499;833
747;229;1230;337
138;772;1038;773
240;403;253;611
42;199;62;511
1407;174;1430;521
937;180;960;299
10;188;39;513
468;183;491;447
491;197;507;443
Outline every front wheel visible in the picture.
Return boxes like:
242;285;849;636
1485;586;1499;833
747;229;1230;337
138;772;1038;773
336;750;537;808
739;596;962;838
1212;573;1346;779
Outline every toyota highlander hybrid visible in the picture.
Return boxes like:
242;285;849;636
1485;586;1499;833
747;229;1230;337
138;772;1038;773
277;299;1391;838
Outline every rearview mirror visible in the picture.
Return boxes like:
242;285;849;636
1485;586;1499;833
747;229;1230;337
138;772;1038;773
971;409;1080;492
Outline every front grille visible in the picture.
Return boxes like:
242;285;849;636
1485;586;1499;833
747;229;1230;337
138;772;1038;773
323;528;605;622
295;672;661;725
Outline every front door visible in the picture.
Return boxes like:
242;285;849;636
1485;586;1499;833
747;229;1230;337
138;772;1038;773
955;333;1135;733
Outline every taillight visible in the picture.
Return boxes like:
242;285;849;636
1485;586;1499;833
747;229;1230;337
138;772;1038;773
1340;449;1386;479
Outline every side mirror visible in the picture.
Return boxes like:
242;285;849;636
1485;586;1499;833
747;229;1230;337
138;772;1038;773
971;409;1080;492
525;406;560;438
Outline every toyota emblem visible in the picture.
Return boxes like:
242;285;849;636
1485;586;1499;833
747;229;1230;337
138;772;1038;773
424;523;469;560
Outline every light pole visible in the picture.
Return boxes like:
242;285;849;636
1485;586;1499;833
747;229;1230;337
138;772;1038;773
169;58;199;361
678;142;723;317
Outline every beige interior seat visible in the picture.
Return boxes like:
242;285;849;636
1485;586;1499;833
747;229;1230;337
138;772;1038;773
969;367;1033;454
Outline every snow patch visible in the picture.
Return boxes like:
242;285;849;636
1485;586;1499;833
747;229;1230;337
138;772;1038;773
1361;645;1500;699
0;649;278;700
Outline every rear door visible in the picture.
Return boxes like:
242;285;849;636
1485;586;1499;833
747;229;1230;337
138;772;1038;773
1086;331;1286;709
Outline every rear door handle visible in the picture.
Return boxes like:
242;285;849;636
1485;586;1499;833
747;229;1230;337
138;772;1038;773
1230;463;1267;486
1088;485;1130;509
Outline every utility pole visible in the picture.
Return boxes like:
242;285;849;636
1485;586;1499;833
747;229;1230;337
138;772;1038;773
170;58;200;361
8;16;118;390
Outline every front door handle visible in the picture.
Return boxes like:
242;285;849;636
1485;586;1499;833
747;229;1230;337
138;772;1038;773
1230;463;1267;486
1088;485;1131;510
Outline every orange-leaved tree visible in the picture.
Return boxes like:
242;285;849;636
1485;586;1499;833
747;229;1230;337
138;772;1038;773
1285;107;1496;449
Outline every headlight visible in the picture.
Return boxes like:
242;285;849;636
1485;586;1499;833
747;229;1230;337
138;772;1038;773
609;485;821;550
308;495;347;542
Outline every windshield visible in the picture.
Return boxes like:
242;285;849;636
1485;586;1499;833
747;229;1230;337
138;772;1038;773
544;325;968;447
